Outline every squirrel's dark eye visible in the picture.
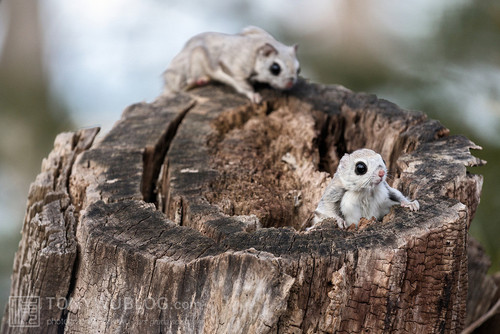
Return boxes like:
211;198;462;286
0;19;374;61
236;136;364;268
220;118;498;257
270;62;281;76
355;162;367;175
297;67;301;75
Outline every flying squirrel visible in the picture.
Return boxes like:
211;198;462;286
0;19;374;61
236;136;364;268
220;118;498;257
310;148;420;230
163;26;300;103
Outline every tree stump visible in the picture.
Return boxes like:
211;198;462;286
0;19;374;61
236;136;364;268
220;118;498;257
2;80;492;333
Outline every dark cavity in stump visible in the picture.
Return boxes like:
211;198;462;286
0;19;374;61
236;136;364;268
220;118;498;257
198;91;430;230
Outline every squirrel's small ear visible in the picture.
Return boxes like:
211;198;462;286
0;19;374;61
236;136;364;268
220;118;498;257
258;43;278;57
293;44;299;52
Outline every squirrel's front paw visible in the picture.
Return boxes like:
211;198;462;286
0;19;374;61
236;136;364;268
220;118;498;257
336;218;348;229
401;200;420;211
248;92;262;104
305;217;344;232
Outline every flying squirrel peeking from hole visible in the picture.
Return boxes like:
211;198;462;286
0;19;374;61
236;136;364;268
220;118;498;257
163;26;300;104
308;149;419;230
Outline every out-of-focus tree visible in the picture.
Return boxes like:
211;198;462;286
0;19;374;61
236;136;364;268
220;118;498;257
0;0;71;168
0;0;72;308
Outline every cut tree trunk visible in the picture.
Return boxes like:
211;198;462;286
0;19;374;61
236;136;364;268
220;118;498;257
2;81;494;334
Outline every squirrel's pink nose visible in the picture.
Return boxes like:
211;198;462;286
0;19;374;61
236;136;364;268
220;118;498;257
378;170;385;178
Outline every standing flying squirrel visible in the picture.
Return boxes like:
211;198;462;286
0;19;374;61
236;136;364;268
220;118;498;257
310;149;419;230
163;26;300;103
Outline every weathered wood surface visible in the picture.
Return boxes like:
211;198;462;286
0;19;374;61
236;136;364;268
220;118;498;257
2;80;495;333
1;128;99;333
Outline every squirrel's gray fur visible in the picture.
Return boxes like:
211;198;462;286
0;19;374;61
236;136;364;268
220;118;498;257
163;26;300;103
310;149;419;230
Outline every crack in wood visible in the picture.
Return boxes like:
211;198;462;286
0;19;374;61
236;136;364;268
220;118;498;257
142;101;196;204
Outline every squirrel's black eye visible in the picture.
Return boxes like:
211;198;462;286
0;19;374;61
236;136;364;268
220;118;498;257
270;62;281;76
355;162;367;175
297;67;301;75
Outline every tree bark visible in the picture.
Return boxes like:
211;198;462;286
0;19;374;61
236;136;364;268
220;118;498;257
2;81;493;333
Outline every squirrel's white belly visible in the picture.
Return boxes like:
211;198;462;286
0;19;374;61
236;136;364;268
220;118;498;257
340;186;392;226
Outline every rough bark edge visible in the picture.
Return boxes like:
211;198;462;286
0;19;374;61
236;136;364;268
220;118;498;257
1;128;99;333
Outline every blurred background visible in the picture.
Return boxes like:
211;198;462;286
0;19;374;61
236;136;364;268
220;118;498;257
1;0;499;313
